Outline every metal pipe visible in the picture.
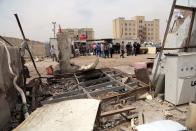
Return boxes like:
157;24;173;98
184;10;195;52
14;13;41;78
14;14;26;40
152;0;177;83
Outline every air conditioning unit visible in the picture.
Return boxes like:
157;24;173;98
165;52;196;105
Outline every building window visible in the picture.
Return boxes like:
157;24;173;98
129;33;132;35
125;28;127;31
129;28;131;31
125;33;127;35
125;23;127;26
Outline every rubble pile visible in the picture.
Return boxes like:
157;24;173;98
24;68;147;130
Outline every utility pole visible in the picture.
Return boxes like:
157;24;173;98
52;22;56;38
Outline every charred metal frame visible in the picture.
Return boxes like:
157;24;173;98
39;68;149;130
41;69;148;105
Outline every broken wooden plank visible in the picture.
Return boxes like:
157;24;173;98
100;106;136;117
138;113;145;125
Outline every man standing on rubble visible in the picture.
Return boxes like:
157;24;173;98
50;45;57;62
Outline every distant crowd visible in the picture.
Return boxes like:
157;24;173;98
91;41;141;58
70;41;142;59
50;41;142;62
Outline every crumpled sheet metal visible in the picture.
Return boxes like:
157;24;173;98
79;58;99;71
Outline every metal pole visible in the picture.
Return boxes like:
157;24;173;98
184;10;195;52
14;14;41;78
152;0;177;83
14;14;26;40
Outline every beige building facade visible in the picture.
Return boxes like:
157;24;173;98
113;16;160;43
61;28;94;41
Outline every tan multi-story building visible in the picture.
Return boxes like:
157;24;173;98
61;28;94;41
113;16;160;43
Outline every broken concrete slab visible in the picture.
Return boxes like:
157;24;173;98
14;99;100;131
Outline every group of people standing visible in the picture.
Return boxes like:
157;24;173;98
51;41;142;62
94;42;113;58
126;41;141;56
119;41;141;58
93;41;141;58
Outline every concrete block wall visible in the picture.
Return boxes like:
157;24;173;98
0;36;46;58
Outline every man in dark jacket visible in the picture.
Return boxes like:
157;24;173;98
136;42;141;55
120;41;125;58
133;42;137;56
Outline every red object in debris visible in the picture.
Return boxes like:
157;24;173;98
46;65;54;75
79;34;87;40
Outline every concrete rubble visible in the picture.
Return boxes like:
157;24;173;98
0;1;196;131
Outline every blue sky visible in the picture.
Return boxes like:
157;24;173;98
0;0;195;42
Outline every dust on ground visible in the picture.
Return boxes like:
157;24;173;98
26;54;155;78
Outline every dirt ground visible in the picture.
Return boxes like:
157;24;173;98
71;54;155;69
26;54;155;78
